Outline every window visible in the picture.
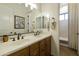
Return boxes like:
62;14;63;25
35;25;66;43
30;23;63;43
60;4;68;21
60;6;68;14
60;14;64;21
65;13;68;20
60;13;68;21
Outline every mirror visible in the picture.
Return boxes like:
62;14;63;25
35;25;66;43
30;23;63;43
36;16;43;29
0;3;46;36
0;15;28;36
36;16;49;30
35;15;56;31
0;4;32;36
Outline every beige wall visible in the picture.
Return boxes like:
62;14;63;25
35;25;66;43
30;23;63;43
77;4;79;55
69;3;78;50
41;3;59;55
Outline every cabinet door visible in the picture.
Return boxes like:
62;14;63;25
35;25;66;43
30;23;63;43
9;47;29;56
45;36;51;56
39;39;46;56
30;42;39;56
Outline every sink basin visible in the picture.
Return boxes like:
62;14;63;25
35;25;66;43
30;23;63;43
24;36;36;40
9;35;37;46
6;39;31;46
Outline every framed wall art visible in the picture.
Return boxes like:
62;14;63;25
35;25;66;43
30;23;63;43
14;15;25;29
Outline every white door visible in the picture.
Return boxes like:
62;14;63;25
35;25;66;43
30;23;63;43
78;4;79;55
78;9;79;55
78;15;79;55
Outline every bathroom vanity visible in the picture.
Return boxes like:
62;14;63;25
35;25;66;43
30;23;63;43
9;36;51;56
0;32;51;56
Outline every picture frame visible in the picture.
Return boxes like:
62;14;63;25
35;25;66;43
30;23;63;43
14;15;25;29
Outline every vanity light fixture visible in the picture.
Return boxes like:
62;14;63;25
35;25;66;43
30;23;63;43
25;3;29;7
47;16;56;30
25;3;37;10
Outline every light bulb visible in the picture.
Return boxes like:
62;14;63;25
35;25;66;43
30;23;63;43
25;3;29;7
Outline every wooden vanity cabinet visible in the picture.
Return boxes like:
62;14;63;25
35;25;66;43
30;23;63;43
8;36;51;56
39;39;46;56
39;36;51;56
45;36;51;56
29;42;39;56
29;36;51;56
9;47;29;56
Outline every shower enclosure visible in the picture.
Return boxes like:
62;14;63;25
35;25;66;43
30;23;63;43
59;3;68;46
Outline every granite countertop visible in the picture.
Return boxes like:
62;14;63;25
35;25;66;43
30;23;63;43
0;32;51;56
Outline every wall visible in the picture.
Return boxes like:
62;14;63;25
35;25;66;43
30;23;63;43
41;3;59;55
68;3;78;50
77;4;79;55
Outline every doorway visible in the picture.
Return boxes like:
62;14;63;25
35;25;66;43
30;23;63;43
59;3;77;56
59;3;69;47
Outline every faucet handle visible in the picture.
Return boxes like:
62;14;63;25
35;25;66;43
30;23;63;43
21;36;24;39
10;38;15;41
13;38;15;41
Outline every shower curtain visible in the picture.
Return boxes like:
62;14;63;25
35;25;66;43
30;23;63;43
68;4;78;50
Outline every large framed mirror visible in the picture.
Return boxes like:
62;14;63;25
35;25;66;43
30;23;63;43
36;16;49;30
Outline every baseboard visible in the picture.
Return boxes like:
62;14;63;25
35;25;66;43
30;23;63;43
60;40;68;44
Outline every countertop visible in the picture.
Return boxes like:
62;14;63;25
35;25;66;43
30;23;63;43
0;32;51;56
